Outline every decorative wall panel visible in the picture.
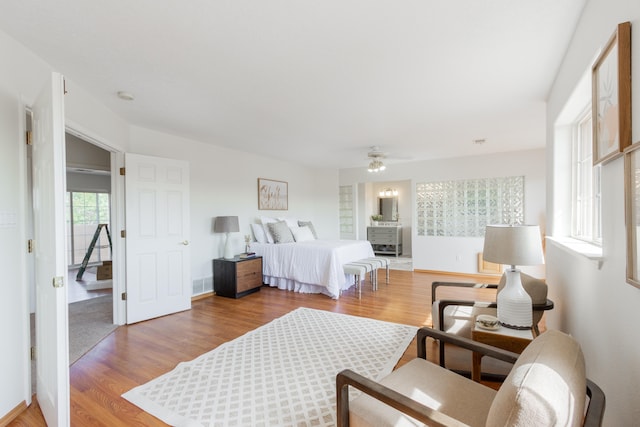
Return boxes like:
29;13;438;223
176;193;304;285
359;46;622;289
416;176;524;237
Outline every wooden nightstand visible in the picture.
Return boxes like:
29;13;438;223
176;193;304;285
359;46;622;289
213;256;263;298
471;322;535;382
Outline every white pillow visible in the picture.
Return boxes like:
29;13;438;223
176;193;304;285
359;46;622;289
297;220;318;239
260;216;277;225
292;226;315;242
251;223;267;244
260;216;278;244
277;217;299;228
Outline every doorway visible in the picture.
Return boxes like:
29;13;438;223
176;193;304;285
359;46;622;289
28;122;117;393
64;133;116;364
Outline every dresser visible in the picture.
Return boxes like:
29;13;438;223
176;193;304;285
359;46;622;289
213;256;263;298
367;226;403;256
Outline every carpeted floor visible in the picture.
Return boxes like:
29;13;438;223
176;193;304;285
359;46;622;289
31;294;117;391
68;294;118;364
123;307;417;427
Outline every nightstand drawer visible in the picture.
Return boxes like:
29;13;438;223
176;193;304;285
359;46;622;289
236;259;263;292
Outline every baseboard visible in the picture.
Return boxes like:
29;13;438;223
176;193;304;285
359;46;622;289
414;269;502;282
0;400;27;427
192;291;214;301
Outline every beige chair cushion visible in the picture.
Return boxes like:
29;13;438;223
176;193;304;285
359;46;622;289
350;358;497;427
486;330;586;427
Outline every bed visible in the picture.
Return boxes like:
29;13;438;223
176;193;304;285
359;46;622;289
251;239;375;299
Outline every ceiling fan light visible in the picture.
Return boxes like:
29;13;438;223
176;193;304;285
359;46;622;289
367;158;385;173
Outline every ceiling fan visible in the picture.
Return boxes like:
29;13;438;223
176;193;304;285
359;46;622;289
367;146;387;173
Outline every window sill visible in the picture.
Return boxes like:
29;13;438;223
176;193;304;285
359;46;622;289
546;236;603;261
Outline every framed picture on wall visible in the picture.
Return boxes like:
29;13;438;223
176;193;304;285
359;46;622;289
592;21;631;165
258;178;288;210
624;142;640;289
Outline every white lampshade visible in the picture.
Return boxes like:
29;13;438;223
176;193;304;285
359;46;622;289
483;224;544;329
483;225;544;267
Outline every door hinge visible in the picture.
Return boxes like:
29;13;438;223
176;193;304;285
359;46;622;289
31;346;36;361
120;230;126;238
25;131;33;146
27;239;34;253
119;167;125;176
121;292;127;301
63;79;68;95
52;276;64;288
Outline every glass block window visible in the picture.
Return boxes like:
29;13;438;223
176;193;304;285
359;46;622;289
339;185;354;236
416;176;524;237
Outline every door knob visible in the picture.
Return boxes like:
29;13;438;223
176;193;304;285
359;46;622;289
181;240;189;245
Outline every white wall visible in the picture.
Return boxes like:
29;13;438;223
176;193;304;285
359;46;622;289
340;149;546;276
128;126;340;293
66;133;110;171
546;1;640;425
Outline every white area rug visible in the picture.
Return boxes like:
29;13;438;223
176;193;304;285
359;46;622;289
123;307;416;426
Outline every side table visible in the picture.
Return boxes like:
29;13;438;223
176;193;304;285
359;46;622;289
213;256;263;298
471;322;536;382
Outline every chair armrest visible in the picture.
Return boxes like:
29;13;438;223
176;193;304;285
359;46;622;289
584;379;606;427
336;369;468;427
431;281;498;304
534;299;554;311
416;327;520;366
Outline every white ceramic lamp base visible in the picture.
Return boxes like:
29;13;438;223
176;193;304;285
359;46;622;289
497;269;532;329
223;233;235;259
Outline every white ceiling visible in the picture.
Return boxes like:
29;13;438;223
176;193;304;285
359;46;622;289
0;0;585;169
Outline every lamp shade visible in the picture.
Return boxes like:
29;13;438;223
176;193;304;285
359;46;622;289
483;225;544;267
214;216;239;233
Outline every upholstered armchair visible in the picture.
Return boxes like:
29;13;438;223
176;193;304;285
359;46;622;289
337;327;605;427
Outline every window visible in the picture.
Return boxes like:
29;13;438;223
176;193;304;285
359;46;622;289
66;191;111;266
339;185;354;237
571;109;601;243
416;176;524;237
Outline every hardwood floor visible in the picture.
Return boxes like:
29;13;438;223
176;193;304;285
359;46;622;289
11;270;499;426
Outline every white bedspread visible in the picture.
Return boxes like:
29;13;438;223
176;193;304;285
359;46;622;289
252;240;374;299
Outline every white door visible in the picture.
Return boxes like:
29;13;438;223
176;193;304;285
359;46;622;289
125;153;191;323
32;72;69;426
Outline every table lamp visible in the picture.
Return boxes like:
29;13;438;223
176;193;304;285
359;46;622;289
214;216;239;260
482;224;544;329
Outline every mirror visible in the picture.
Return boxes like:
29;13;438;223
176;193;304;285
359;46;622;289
379;197;398;221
